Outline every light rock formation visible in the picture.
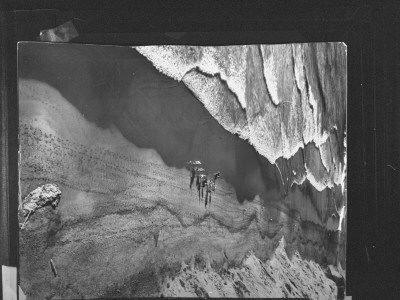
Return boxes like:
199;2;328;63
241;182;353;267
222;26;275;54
19;183;61;229
20;184;61;216
162;237;337;299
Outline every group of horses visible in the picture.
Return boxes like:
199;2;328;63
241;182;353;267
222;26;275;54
187;161;221;208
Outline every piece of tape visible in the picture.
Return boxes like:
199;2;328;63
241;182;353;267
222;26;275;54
39;20;79;43
2;265;17;300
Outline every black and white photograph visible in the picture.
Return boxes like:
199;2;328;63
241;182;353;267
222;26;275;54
17;42;347;299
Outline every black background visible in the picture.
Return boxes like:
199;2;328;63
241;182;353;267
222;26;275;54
1;1;399;299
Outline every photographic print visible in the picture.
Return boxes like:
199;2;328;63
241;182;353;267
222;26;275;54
18;42;347;299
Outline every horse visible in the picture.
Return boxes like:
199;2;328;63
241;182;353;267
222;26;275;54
187;161;202;189
204;172;220;207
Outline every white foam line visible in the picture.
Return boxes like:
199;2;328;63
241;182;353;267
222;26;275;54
338;205;346;232
182;71;250;140
275;163;285;188
319;144;331;173
304;163;334;192
260;46;280;105
135;45;248;109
